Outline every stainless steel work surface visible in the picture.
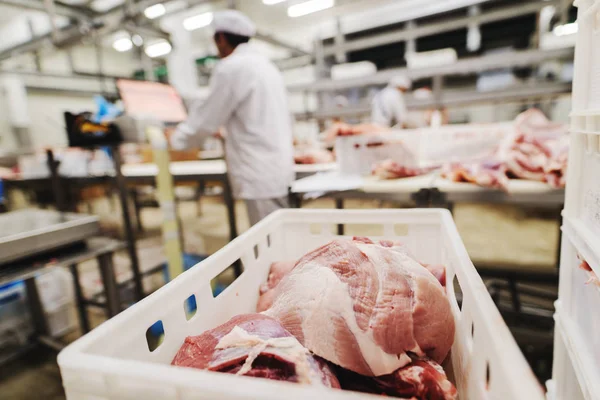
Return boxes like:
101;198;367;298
0;209;100;265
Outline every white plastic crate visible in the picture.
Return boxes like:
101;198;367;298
552;220;600;400
58;209;543;400
549;324;586;400
552;1;600;399
335;123;514;176
37;268;77;337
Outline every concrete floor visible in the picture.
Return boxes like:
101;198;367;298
0;196;560;399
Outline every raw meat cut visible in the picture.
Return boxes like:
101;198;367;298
334;355;457;399
372;159;431;180
324;122;391;143
422;264;447;287
577;255;600;287
265;237;455;377
258;258;447;313
294;149;335;164
172;314;340;387
514;108;567;138
441;159;508;190
442;109;569;189
257;261;296;312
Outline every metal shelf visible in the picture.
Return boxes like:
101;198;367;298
289;48;575;93
294;81;572;121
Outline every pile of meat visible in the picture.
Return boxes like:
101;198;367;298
294;148;335;164
173;237;457;399
372;159;434;180
578;255;600;287
442;109;569;190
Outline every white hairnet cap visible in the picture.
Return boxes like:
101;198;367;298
389;75;412;89
212;10;256;38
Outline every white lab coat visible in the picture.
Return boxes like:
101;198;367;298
171;43;294;200
371;86;408;127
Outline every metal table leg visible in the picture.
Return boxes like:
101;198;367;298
97;253;122;318
335;198;344;235
24;277;49;336
196;182;205;216
46;149;68;212
130;188;144;233
69;263;91;333
288;189;302;209
222;177;238;241
112;146;144;301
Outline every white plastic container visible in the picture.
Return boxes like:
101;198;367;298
335;123;514;176
36;268;77;338
58;209;543;400
550;0;600;398
550;221;600;400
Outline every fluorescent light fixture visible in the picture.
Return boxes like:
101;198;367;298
145;40;172;58
263;0;287;4
553;22;578;36
91;0;124;13
144;3;166;19
131;34;144;47
288;0;334;18
113;37;133;52
183;12;213;31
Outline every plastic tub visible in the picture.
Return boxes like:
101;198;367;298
58;209;543;400
335;123;514;176
552;1;600;398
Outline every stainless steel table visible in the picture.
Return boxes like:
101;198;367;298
0;237;125;344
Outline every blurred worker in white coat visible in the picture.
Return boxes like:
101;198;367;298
170;10;294;226
371;75;412;128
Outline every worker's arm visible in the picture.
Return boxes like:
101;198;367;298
170;67;241;150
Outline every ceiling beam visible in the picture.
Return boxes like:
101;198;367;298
295;82;572;120
255;31;311;57
288;47;575;92
0;0;94;19
321;0;560;57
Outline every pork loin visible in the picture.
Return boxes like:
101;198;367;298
265;237;455;377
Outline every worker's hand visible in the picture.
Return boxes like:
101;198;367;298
164;127;176;141
168;123;190;150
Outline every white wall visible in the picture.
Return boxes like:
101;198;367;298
1;45;140;150
27;92;96;148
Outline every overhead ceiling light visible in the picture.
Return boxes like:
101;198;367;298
263;0;287;4
183;12;213;31
91;0;124;13
288;0;334;18
553;22;578;36
145;40;172;58
113;37;133;52
144;3;166;19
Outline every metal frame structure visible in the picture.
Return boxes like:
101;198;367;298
0;237;124;365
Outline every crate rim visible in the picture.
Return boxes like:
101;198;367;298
58;208;544;399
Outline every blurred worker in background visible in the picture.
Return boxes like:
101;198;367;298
170;10;294;226
371;75;412;128
408;87;449;128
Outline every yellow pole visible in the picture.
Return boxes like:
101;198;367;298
145;125;184;280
